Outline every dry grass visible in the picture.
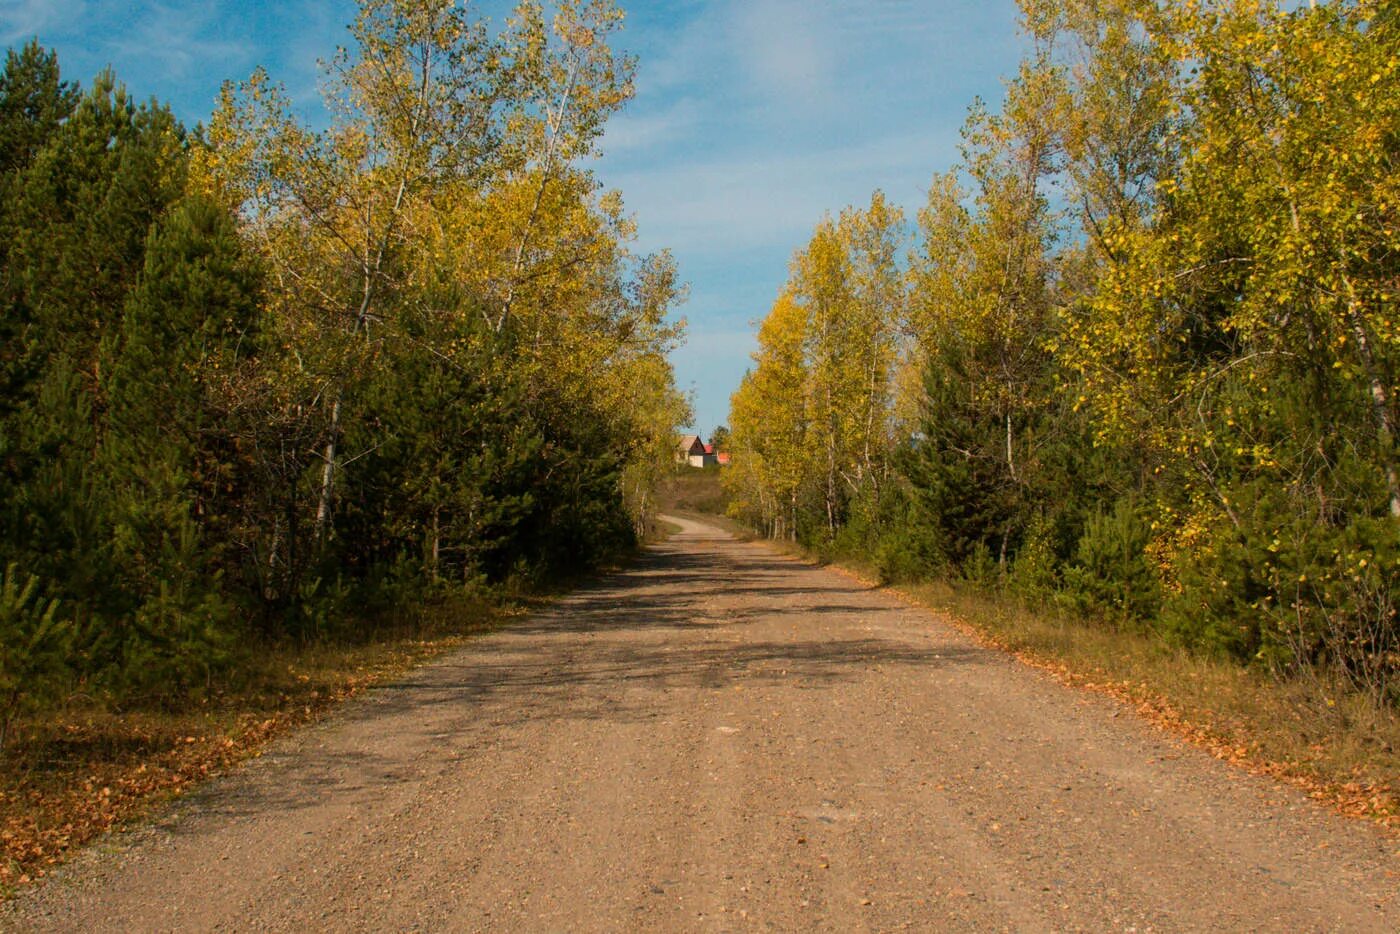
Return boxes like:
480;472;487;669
677;510;755;541
699;513;1397;819
0;593;518;894
11;511;1392;896
696;515;1399;829
655;466;729;515
879;575;1400;831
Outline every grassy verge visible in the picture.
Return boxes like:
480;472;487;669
673;509;755;541
652;466;756;542
819;553;1400;834
651;518;685;540
925;585;1399;826
655;499;1398;831
0;592;523;894
656;465;729;515
705;489;1400;835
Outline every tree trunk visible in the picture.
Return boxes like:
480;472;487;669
430;506;441;578
1342;277;1400;517
1005;411;1018;484
315;396;341;545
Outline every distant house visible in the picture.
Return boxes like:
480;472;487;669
676;434;717;468
716;451;731;467
677;434;706;466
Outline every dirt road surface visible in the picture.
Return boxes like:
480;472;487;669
6;515;1398;932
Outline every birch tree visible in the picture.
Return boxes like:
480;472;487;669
726;292;810;539
198;0;634;560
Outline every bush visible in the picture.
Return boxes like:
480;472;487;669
0;564;73;747
1061;497;1160;621
1160;482;1399;707
1160;488;1287;663
960;542;1001;589
874;521;943;584
1009;512;1061;603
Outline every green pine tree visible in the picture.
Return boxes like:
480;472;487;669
96;195;262;691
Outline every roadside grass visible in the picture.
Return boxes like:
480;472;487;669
653;487;1399;831
655;465;728;515
823;555;1400;832
0;592;520;895
699;476;1398;834
674;510;755;541
652;465;754;543
653;518;686;540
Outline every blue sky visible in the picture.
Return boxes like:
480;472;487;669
2;0;1027;437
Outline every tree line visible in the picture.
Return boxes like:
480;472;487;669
725;0;1399;707
0;0;688;735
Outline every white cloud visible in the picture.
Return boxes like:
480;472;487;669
829;0;945;42
601;97;703;156
593;0;1025;432
682;325;760;359
606;126;958;257
277;0;354;116
108;3;252;81
0;0;87;44
729;0;831;107
636;3;731;96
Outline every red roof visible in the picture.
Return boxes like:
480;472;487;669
716;452;731;465
703;444;714;454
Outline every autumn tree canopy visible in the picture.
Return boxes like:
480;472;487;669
726;0;1400;707
0;1;688;717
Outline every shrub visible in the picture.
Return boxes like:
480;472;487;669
874;521;943;584
1160;482;1398;708
1061;497;1159;621
960;542;1001;589
0;564;73;748
1009;512;1061;603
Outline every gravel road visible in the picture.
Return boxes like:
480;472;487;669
5;514;1398;932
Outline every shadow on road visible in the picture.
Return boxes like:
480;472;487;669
166;532;982;826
